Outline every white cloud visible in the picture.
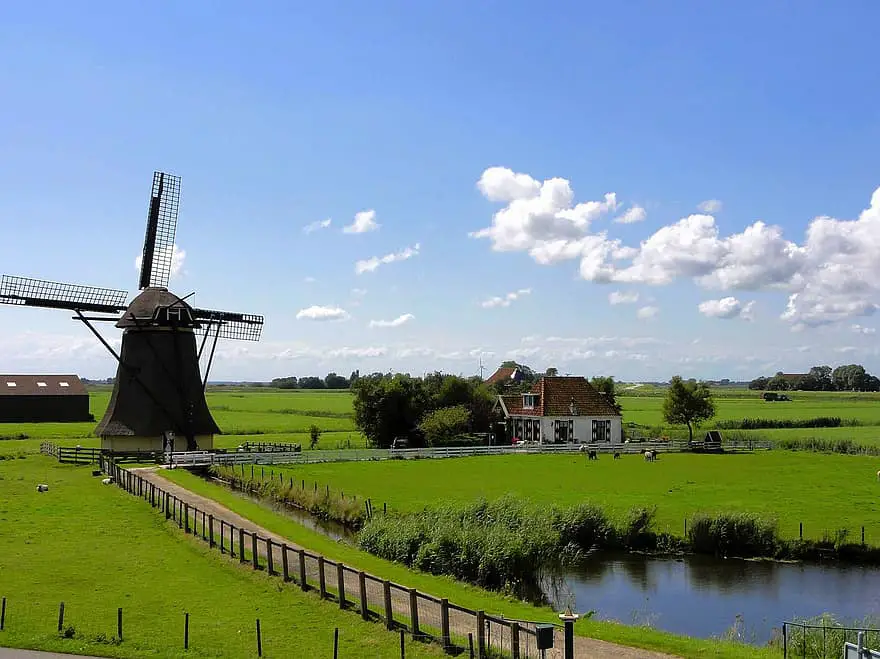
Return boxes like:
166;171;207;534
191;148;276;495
351;288;368;297
295;306;350;321
697;199;723;214
835;346;858;354
852;324;877;335
614;206;647;224
369;313;415;328
355;243;420;274
698;297;756;320
473;167;880;329
609;290;639;305
471;166;618;259
304;276;316;283
343;210;380;234
636;305;659;320
134;243;186;280
303;218;332;234
481;288;531;308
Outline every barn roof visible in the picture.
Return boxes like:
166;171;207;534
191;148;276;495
498;376;620;418
0;375;88;396
486;366;519;385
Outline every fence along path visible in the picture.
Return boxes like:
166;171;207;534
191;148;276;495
106;461;676;659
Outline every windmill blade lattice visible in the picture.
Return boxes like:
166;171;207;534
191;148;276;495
0;275;128;314
192;308;264;341
139;171;181;290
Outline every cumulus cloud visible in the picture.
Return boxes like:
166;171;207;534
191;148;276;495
134;244;186;280
636;305;659;320
343;210;380;234
698;297;755;320
303;218;332;234
295;306;350;321
369;313;414;328
698;199;723;214
481;288;531;308
472;166;880;329
609;290;639;305
355;243;420;274
614;206;647;224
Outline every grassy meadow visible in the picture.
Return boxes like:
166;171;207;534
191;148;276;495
0;455;442;658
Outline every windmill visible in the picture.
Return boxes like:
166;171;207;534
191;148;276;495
0;171;264;453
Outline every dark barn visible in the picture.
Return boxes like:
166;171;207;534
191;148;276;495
0;375;92;422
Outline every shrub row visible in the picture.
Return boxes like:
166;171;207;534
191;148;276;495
775;436;880;456
715;416;847;430
209;465;366;529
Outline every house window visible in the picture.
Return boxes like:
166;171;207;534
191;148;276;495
554;420;575;443
37;382;47;387
59;382;69;387
522;394;537;409
591;420;612;442
5;382;16;387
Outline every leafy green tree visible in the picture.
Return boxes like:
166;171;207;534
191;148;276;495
352;374;428;448
662;376;716;443
419;405;471;446
308;424;321;449
324;372;350;389
590;376;622;413
748;376;769;390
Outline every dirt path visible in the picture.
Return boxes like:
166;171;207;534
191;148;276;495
133;467;679;659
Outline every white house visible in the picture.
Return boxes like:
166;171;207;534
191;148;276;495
493;376;623;444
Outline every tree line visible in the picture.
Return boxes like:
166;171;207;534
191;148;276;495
749;364;880;392
270;370;360;390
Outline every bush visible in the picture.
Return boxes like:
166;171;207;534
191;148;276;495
776;437;880;455
715;416;846;430
687;512;779;557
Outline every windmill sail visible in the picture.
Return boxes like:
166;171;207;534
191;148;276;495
192;308;264;341
0;275;127;314
138;171;181;290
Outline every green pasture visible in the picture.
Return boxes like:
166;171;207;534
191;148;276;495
276;452;880;542
0;456;441;658
159;469;776;659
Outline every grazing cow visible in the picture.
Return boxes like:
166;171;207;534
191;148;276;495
613;452;621;460
644;450;656;462
588;450;598;461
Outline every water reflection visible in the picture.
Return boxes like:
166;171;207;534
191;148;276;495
545;553;880;643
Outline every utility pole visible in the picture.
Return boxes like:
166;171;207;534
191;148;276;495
479;353;485;380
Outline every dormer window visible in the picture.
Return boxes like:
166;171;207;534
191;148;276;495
523;394;538;409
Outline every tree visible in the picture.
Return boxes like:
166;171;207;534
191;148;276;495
271;376;298;389
748;376;769;390
349;370;360;386
833;364;868;391
324;372;350;389
308;424;321;449
807;365;833;391
352;374;428;448
419;405;471;446
590;376;622;414
298;376;326;389
545;367;558;377
662;376;717;444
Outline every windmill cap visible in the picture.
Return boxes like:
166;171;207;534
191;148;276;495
117;287;198;329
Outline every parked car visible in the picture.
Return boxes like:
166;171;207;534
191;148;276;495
391;437;409;449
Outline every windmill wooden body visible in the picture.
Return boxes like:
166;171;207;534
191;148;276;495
1;171;264;452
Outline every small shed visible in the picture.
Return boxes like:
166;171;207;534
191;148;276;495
0;375;92;422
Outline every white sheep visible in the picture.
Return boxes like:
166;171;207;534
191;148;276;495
101;478;113;485
36;484;49;492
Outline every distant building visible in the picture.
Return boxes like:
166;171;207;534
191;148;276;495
0;375;91;422
492;375;623;444
485;366;525;386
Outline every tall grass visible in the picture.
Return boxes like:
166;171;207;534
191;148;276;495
715;416;850;430
776;437;880;455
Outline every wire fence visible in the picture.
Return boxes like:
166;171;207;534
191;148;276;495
782;621;880;658
93;453;549;658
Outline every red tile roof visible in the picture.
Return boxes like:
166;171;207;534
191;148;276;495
486;366;518;385
498;376;619;417
0;374;88;396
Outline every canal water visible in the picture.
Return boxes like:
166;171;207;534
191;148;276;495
216;478;880;644
544;553;880;643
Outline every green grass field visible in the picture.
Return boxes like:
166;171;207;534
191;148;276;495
0;455;441;658
276;452;880;542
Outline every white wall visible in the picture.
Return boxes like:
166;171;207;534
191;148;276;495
538;416;623;444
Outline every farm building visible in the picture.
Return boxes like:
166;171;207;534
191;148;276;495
0;374;92;422
493;375;622;444
485;365;527;387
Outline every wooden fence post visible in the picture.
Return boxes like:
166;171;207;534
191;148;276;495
266;539;274;575
239;529;245;563
117;607;123;641
476;611;485;657
359;572;368;620
184;504;190;533
57;601;65;632
252;534;259;569
318;556;327;598
219;520;225;553
208;515;214;547
510;621;520;659
441;598;450;650
409;589;420;640
383;581;393;630
298;550;307;590
281;544;290;581
337;563;346;608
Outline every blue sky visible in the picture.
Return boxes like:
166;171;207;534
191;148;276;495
1;1;879;382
